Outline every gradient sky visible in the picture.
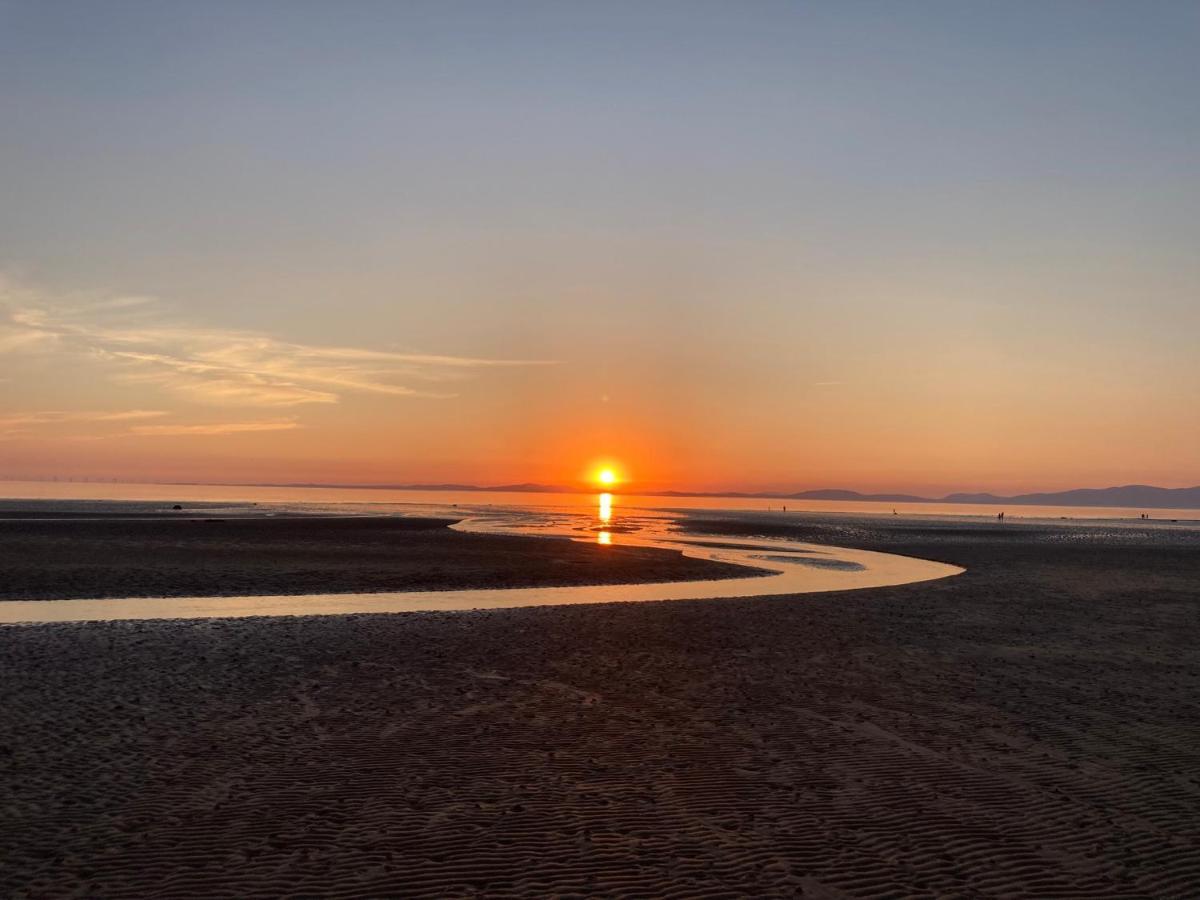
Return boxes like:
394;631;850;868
2;1;1198;493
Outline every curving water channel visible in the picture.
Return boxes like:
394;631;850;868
0;497;963;624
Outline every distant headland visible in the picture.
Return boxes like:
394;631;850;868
208;482;1200;510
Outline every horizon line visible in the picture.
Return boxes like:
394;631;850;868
5;476;1199;510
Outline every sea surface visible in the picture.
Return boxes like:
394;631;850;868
3;480;1198;523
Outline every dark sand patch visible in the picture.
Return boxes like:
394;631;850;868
2;517;1199;897
0;515;751;600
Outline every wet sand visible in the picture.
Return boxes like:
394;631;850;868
3;515;1200;897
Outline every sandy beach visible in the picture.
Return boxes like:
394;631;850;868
3;513;1199;897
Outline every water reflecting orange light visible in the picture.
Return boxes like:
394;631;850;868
597;492;613;544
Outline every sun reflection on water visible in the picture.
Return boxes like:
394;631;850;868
597;492;613;544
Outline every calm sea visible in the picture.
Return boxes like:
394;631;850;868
2;480;1197;523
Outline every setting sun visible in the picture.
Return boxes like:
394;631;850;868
597;468;617;486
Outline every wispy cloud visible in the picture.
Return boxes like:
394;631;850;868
131;420;301;436
0;410;168;428
0;415;301;441
0;279;556;408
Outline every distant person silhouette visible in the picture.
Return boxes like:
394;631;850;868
998;511;1005;521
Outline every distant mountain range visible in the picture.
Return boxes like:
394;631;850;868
936;485;1200;509
252;481;1200;509
660;484;1200;508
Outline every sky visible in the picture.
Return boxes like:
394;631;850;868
2;0;1198;494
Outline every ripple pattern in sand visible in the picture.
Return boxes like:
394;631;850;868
4;566;1200;899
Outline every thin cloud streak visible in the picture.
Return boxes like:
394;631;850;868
131;421;301;436
0;280;557;409
0;410;168;427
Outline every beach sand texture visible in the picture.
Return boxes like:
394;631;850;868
2;516;1199;897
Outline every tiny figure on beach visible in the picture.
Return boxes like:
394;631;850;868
998;511;1005;521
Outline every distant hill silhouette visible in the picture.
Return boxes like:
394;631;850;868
228;481;1200;509
658;484;1200;509
785;489;929;503
939;484;1200;508
776;484;1200;509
